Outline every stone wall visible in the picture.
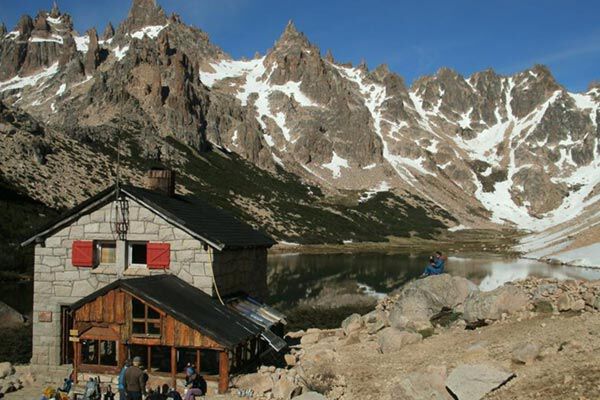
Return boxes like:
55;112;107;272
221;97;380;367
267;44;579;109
212;248;269;300
31;198;216;368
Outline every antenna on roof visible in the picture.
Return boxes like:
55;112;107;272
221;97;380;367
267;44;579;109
115;138;121;196
113;138;129;241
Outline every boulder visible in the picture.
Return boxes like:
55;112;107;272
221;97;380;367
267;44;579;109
341;331;361;346
462;285;528;322
511;342;540;365
394;365;452;400
446;364;514;400
377;328;422;353
571;299;585;312
390;275;478;331
594;296;600;310
557;294;574;311
293;392;327;400
0;302;25;328
341;313;363;336
0;363;14;379
301;331;321;345
272;377;301;400
232;372;273;394
284;354;296;367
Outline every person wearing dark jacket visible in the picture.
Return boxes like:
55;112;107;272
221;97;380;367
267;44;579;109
124;357;147;399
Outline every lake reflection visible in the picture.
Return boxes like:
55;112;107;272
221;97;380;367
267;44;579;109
267;252;600;309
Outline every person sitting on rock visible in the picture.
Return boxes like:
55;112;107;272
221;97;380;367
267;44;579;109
422;251;446;276
183;373;206;400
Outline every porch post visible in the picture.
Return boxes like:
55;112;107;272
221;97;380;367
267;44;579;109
170;347;177;389
218;351;229;394
73;341;80;383
195;349;201;373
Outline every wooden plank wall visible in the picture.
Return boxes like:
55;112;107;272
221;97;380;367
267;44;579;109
72;289;225;350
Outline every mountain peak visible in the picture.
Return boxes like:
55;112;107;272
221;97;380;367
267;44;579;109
50;1;60;18
103;22;115;40
275;19;309;48
120;0;167;33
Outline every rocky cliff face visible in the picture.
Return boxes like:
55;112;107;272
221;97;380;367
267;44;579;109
0;0;598;241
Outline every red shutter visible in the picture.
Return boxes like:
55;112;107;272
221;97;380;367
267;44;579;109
72;241;94;267
147;243;170;269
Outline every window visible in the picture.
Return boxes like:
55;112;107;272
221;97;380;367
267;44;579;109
81;339;117;366
132;298;161;337
128;242;147;267
96;241;116;265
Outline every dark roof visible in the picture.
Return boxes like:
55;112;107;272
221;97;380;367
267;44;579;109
22;184;276;250
70;275;264;348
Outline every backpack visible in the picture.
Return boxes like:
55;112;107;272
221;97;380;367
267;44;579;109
83;378;100;400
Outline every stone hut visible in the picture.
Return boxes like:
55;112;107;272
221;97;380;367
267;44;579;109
22;170;281;393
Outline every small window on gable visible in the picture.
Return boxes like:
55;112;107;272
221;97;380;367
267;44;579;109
131;297;161;337
128;242;147;267
96;241;116;265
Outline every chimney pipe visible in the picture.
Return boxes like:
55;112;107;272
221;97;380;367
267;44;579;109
145;168;176;197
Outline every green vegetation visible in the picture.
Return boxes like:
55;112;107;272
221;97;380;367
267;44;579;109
0;325;32;364
161;138;454;244
0;179;58;276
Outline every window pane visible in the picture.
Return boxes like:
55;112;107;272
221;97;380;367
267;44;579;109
200;350;219;375
131;243;147;265
99;341;117;366
151;346;171;373
99;243;116;264
148;321;161;335
130;345;148;368
133;322;146;334
132;299;145;319
147;307;160;319
81;340;99;365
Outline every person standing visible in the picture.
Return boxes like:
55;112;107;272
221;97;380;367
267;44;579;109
124;356;147;400
118;359;131;400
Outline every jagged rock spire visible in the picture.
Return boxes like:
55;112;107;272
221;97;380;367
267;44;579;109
120;0;167;33
85;28;100;74
0;22;6;36
17;15;34;37
50;1;60;18
325;49;334;63
103;22;115;40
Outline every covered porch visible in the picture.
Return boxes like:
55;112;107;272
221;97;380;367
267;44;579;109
68;275;285;394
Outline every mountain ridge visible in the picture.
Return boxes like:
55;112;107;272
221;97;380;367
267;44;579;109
0;0;598;261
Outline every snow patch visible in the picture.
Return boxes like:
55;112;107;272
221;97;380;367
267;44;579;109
448;224;469;232
130;25;167;40
323;151;349;178
362;163;377;170
55;83;67;96
359;181;391;203
74;35;89;53
114;45;129;61
30;34;63;44
0;63;60;93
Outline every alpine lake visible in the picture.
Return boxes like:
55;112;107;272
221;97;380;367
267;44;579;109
3;252;600;332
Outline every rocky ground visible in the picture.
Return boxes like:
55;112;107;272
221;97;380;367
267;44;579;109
5;275;600;399
232;275;600;400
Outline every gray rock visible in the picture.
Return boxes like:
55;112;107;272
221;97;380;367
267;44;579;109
272;377;301;400
0;363;14;380
0;302;25;328
377;328;422;353
557;293;574;311
390;275;478;331
571;299;586;312
341;313;363;336
511;342;540;364
446;364;515;400
293;392;327;400
463;285;528;322
394;365;452;400
232;372;273;394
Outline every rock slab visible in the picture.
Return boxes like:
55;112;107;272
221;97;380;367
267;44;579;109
446;364;514;400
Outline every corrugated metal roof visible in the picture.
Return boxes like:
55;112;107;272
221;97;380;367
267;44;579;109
226;296;287;329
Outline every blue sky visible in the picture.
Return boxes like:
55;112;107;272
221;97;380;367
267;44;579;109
1;0;599;92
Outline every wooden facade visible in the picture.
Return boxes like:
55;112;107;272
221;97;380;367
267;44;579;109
70;287;245;393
